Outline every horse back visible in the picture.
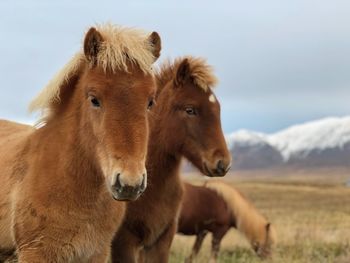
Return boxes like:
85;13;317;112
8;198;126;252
178;182;232;235
0;120;33;250
0;120;33;179
0;120;33;148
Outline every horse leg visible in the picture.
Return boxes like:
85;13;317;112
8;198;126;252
18;243;110;263
184;230;208;263
88;246;111;263
17;250;53;263
143;221;177;263
209;226;230;263
111;227;140;263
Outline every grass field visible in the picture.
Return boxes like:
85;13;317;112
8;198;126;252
1;169;349;263
170;169;350;263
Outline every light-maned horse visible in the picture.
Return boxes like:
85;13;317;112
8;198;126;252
111;57;232;263
0;23;161;262
178;181;277;263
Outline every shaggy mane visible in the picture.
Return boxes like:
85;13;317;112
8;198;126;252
29;23;157;118
156;56;218;92
204;180;276;245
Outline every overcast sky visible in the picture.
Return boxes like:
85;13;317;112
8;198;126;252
0;0;349;133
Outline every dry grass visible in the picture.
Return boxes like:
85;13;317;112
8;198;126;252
2;169;349;263
171;169;350;263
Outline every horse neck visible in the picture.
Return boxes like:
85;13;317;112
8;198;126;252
210;184;267;243
144;84;185;192
146;126;182;186
234;203;267;244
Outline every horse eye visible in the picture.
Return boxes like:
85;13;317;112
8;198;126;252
185;107;197;116
90;96;100;107
147;99;155;110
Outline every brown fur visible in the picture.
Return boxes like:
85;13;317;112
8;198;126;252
111;57;231;263
156;56;218;93
29;23;161;125
178;181;277;263
0;23;161;262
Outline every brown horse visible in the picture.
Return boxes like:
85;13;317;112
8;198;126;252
178;181;277;263
111;57;232;263
0;23;161;262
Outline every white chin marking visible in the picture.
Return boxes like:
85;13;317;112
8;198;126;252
209;94;216;103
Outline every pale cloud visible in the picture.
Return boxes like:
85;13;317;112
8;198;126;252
0;0;349;132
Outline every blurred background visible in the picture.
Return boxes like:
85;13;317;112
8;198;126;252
1;0;349;173
1;0;349;129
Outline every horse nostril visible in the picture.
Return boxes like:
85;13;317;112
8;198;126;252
140;173;147;192
216;160;225;173
114;173;122;190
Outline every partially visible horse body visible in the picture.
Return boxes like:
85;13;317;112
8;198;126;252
178;181;276;263
111;57;231;263
0;23;161;262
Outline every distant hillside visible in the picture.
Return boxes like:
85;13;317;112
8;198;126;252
226;116;350;170
183;116;350;172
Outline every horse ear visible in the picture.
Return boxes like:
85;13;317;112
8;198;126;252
84;27;104;65
148;32;161;61
175;58;191;87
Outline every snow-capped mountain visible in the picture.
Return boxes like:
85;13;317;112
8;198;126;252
226;130;284;170
226;116;350;170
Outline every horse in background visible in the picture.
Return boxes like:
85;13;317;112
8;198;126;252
111;57;231;263
178;181;276;263
0;23;161;262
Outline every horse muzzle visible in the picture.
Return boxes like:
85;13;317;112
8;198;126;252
204;159;231;177
111;173;147;201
